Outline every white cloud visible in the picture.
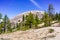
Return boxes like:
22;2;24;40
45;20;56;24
30;0;42;9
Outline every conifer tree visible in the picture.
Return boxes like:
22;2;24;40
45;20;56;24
22;15;25;26
25;12;34;28
48;4;54;25
42;11;52;27
22;15;25;22
3;14;9;32
55;13;59;20
34;14;40;28
0;13;2;33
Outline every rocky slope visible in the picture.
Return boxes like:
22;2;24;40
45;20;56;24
11;10;44;23
0;23;60;40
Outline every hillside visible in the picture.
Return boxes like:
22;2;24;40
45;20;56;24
11;10;44;23
0;26;60;40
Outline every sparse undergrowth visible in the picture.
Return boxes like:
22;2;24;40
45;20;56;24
48;29;54;33
0;38;11;40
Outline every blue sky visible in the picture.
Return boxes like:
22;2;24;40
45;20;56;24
0;0;60;18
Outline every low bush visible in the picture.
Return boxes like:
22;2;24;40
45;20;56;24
49;29;54;33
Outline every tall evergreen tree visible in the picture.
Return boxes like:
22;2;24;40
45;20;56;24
25;12;34;28
0;13;2;33
48;4;54;16
22;15;25;26
35;14;40;24
58;13;60;22
55;13;59;20
3;15;9;32
48;4;55;26
22;15;25;22
34;14;40;28
42;11;52;27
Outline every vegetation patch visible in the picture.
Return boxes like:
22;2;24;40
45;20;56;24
48;29;54;33
0;38;11;40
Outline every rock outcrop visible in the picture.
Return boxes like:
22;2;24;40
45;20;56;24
0;27;60;40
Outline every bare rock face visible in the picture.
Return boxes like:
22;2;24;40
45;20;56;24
0;27;60;40
10;10;44;23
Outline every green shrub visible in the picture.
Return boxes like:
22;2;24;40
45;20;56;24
20;26;30;31
49;29;54;33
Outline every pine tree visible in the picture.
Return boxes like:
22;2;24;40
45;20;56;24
55;13;59;20
48;4;55;25
48;4;54;17
0;13;2;33
58;13;60;22
3;14;9;32
16;23;19;30
25;12;34;28
7;23;12;32
35;14;40;24
22;15;25;22
0;13;2;27
42;11;52;27
34;14;40;28
22;15;25;26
